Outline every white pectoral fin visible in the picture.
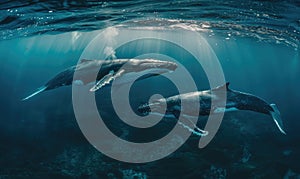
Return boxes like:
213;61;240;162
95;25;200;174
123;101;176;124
179;116;208;137
90;70;115;92
270;104;286;135
113;69;125;78
89;69;125;92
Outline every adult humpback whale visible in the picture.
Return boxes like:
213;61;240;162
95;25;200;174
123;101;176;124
22;59;177;100
138;83;286;135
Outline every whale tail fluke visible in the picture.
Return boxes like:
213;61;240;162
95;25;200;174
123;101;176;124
22;86;47;101
270;104;286;135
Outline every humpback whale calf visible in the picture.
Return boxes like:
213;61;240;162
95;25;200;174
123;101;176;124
22;59;177;100
138;83;286;135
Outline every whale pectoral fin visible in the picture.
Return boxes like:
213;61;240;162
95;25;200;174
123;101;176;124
89;69;125;92
270;104;286;135
90;70;115;92
178;116;209;137
113;69;125;79
171;111;208;136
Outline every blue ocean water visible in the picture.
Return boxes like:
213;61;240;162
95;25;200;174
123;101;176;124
0;1;299;178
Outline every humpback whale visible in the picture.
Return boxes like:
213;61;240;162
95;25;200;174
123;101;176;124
138;83;286;135
22;59;177;100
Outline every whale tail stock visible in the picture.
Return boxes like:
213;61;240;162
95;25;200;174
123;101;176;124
269;103;286;135
22;86;47;101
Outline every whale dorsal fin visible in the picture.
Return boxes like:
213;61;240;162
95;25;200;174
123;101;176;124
213;82;230;91
225;82;230;90
79;59;93;63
